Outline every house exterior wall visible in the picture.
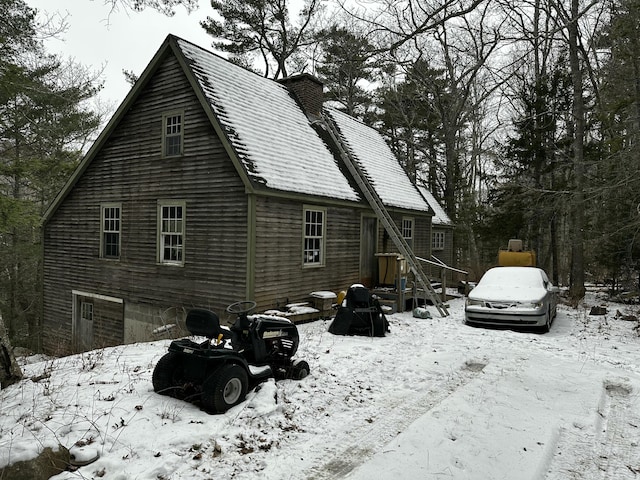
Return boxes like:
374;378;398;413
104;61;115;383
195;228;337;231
430;226;455;282
252;195;364;309
43;53;249;355
376;212;432;259
375;211;432;284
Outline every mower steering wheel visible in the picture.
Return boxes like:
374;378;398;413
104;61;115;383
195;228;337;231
226;301;257;315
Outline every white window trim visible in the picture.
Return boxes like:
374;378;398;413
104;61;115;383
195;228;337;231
432;231;445;251
402;217;414;241
100;202;121;260
158;200;186;266
162;110;184;157
302;205;326;268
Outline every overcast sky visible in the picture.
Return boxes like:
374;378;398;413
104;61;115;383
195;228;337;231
26;0;216;111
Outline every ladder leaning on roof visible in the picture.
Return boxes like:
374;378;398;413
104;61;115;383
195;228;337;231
318;114;449;317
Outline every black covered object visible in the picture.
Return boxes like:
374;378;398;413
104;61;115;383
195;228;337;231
329;285;389;337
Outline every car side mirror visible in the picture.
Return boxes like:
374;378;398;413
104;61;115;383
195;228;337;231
549;285;560;293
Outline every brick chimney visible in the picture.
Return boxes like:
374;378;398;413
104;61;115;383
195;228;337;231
278;73;323;120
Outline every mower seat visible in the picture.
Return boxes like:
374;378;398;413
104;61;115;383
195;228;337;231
185;309;228;339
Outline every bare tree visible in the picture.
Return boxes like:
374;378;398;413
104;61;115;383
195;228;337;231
104;0;197;16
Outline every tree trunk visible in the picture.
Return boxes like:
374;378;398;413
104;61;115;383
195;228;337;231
567;0;586;302
0;316;23;389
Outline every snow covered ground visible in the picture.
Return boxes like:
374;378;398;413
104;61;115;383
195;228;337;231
1;290;640;480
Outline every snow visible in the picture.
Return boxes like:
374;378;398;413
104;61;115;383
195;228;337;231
174;36;432;213
325;107;430;212
175;38;361;203
2;290;640;479
418;186;453;226
469;267;550;302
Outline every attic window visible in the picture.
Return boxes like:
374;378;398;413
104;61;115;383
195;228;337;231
303;207;325;267
163;112;183;156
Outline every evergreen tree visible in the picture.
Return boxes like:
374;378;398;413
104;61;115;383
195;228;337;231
201;0;324;79
314;26;377;117
590;0;640;292
0;0;102;349
374;60;444;186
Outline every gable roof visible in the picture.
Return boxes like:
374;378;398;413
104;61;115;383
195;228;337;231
44;35;430;222
325;108;430;212
177;38;360;203
417;186;453;226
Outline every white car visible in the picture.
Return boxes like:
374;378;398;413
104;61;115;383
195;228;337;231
464;267;559;332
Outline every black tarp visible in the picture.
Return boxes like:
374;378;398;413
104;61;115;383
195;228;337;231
328;285;389;337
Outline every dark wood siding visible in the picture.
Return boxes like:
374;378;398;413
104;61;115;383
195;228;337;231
430;226;455;282
376;211;431;257
252;196;362;309
43;52;248;354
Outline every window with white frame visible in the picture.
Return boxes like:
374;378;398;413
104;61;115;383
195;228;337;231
303;207;325;266
101;204;121;259
158;202;185;265
163;112;183;156
432;231;445;250
402;217;414;248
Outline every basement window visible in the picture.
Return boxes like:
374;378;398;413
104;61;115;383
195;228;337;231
303;207;325;267
163;112;183;156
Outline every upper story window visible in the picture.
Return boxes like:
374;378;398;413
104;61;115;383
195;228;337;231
432;231;445;251
158;202;185;265
163;112;183;157
101;203;121;259
402;217;414;248
303;207;325;267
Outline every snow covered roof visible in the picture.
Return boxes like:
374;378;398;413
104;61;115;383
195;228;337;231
177;38;360;203
43;35;433;222
417;186;453;225
324;108;431;212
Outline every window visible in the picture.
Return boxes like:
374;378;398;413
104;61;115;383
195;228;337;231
80;302;94;323
163;112;183;156
432;231;445;250
158;202;185;265
303;207;325;266
402;217;414;248
101;204;121;259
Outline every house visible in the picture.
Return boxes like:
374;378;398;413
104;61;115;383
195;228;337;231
41;35;435;355
418;186;455;281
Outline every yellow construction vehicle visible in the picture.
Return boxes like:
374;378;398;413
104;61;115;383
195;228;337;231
497;239;536;267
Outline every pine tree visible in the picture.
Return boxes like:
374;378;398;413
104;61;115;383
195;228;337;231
201;0;323;79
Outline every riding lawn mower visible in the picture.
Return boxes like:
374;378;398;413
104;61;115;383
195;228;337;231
152;301;310;413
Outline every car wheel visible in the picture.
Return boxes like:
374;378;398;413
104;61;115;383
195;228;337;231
152;352;185;398
201;364;248;413
540;308;552;333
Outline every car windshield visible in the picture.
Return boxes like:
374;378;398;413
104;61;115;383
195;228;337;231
479;268;544;289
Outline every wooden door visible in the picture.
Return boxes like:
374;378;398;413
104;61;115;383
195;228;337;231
360;216;378;287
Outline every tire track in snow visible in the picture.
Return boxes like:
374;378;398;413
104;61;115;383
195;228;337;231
303;360;487;480
594;380;640;479
543;378;640;480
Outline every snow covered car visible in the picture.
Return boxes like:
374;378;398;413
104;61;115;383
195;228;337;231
464;266;559;332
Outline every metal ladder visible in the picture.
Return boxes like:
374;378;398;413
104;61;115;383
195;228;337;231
320;114;449;317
